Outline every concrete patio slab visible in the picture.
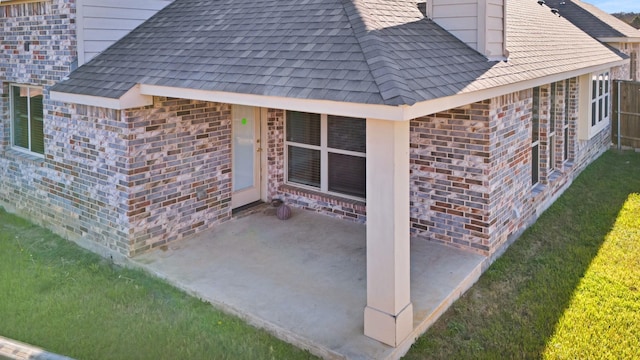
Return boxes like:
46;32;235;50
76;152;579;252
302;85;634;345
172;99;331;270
133;208;486;360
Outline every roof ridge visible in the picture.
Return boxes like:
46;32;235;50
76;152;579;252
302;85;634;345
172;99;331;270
341;0;417;106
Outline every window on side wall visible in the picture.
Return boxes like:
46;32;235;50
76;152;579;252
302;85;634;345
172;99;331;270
578;71;610;140
10;84;44;155
285;111;366;199
531;87;540;187
563;79;570;163
549;83;557;174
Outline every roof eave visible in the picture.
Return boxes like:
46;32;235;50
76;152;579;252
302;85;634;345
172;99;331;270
598;37;640;43
404;58;629;120
50;84;153;110
50;59;628;122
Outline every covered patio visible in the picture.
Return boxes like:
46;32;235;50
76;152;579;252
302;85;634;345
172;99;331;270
133;207;486;360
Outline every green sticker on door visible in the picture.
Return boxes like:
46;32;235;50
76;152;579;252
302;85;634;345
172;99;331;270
242;118;247;125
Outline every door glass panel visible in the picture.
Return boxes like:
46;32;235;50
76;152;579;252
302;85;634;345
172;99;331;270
233;106;255;192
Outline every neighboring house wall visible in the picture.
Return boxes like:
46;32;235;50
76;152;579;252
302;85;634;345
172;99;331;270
609;42;640;81
77;0;173;65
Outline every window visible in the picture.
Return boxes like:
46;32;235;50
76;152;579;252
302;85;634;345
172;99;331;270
549;83;557;173
591;72;609;127
286;111;366;199
579;71;610;140
590;72;610;131
563;79;570;163
531;87;540;186
11;84;44;155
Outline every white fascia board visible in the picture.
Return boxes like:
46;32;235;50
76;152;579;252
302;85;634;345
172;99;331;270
50;85;153;110
51;58;627;118
404;59;629;120
138;84;407;120
599;37;640;43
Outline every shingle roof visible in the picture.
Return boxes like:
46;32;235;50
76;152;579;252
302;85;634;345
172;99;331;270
52;0;625;106
545;0;640;39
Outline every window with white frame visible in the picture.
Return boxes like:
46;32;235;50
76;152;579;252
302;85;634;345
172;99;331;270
563;79;570;163
579;71;611;140
531;87;540;187
549;83;557;173
285;111;366;199
591;71;609;128
11;84;44;155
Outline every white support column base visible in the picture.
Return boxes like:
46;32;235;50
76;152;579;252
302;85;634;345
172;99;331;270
364;302;414;347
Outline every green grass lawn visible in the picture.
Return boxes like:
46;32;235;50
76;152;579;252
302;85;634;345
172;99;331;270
0;213;315;360
405;150;640;359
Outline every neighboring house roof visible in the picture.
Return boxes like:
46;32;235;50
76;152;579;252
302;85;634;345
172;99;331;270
52;0;625;109
545;0;640;40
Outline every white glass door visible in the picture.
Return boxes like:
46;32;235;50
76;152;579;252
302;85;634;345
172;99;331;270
232;105;261;208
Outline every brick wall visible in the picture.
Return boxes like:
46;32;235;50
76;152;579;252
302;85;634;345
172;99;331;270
124;98;232;255
0;1;80;246
410;77;610;256
409;101;493;252
611;42;640;81
266;108;285;199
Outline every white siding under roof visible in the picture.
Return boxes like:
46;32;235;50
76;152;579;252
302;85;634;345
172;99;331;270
429;0;506;60
77;0;173;65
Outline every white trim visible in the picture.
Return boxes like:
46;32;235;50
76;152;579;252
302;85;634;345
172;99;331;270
52;58;627;120
578;71;611;140
478;0;487;57
549;82;557;173
76;0;86;66
141;84;407;121
599;37;640;43
9;84;45;157
320;114;328;193
402;60;627;120
50;85;153;110
260;107;269;203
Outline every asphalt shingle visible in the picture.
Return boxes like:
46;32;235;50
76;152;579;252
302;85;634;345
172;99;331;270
52;0;625;106
545;0;640;39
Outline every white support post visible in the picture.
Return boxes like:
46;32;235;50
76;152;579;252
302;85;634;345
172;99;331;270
363;119;413;347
